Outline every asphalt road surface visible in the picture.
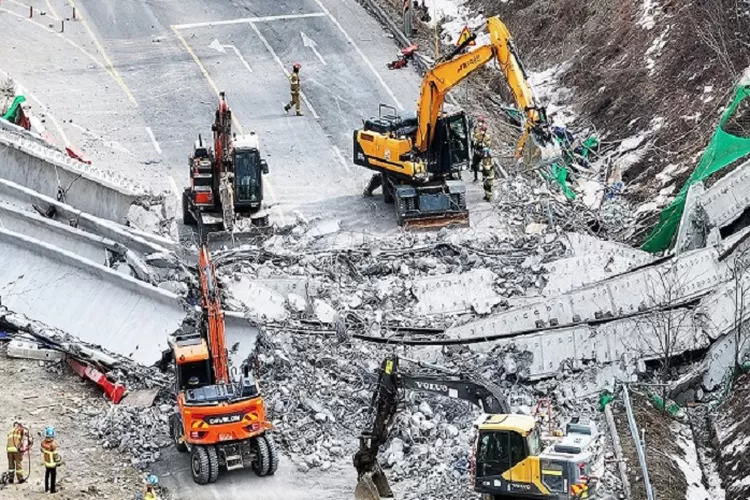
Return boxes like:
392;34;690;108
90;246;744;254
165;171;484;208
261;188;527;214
64;1;421;496
66;0;431;233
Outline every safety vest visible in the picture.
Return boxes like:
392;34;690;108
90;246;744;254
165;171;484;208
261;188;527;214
41;439;59;468
6;427;23;453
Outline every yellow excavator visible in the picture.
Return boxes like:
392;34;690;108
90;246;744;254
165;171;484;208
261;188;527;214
354;356;598;500
353;16;561;228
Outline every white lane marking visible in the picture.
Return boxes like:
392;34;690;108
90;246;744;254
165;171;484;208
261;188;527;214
209;39;253;72
312;0;403;110
250;22;320;120
145;127;162;154
332;145;350;173
168;175;180;199
173;12;326;30
300;31;326;65
228;45;253;73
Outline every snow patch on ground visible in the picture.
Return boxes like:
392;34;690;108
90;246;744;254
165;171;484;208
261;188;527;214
639;0;661;30
671;422;720;500
611;117;664;173
528;62;577;127
645;26;670;74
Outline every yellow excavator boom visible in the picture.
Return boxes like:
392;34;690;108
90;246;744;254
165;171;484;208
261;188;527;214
414;16;553;160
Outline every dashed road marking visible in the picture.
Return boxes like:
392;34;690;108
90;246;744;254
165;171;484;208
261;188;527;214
66;0;138;106
145;127;162;154
312;0;403;110
332;145;350;173
173;12;326;30
250;22;320;120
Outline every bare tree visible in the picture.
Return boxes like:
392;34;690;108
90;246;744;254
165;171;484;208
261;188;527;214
627;267;699;412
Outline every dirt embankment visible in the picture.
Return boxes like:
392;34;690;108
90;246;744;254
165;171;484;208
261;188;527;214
612;395;688;500
0;353;145;500
715;372;750;500
467;0;750;224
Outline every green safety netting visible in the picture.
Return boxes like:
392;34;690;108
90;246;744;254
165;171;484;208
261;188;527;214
1;95;26;123
642;74;750;253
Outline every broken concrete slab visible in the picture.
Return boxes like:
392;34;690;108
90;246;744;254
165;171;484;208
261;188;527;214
0;178;171;255
412;269;501;315
7;338;65;361
120;388;160;408
225;311;259;368
0;227;185;365
0;129;141;223
543;242;654;296
0;201;119;265
256;277;321;300
448;246;728;341
226;277;289;322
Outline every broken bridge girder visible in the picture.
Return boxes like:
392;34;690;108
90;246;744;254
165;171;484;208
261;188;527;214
447;245;728;342
0;227;186;365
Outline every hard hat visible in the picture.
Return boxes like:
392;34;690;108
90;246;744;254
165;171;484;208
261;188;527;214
293;63;301;70
147;475;159;486
45;426;55;438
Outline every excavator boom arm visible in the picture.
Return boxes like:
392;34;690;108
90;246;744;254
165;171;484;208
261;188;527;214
414;17;547;152
198;246;229;384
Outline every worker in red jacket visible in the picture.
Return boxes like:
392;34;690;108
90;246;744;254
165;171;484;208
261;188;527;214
6;421;30;484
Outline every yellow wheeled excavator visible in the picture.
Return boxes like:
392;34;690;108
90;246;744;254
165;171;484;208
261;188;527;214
353;16;561;228
354;356;598;500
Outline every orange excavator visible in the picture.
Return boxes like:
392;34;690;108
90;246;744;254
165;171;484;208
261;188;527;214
168;245;277;484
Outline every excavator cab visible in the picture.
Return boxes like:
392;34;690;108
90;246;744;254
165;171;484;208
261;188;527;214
428;109;471;176
231;133;268;211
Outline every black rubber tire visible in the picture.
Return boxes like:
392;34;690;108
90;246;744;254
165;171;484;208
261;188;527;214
206;446;220;483
191;446;211;485
170;414;188;453
383;175;394;204
182;188;196;226
251;435;271;477
263;434;279;476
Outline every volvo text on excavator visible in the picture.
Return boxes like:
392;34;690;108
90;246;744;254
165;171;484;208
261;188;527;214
353;355;597;500
183;92;271;236
353;17;561;228
168;245;278;484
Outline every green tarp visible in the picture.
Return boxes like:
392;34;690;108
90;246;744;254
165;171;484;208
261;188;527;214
642;75;750;253
1;95;26;123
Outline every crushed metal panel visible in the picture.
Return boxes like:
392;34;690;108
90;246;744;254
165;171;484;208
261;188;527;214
0;228;185;365
412;269;500;315
701;158;750;228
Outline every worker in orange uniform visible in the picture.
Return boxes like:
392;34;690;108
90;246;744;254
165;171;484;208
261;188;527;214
6;421;29;484
283;63;303;116
40;426;61;493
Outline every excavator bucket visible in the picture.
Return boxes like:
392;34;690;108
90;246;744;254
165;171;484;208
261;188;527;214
524;133;563;170
205;225;273;251
354;461;394;500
